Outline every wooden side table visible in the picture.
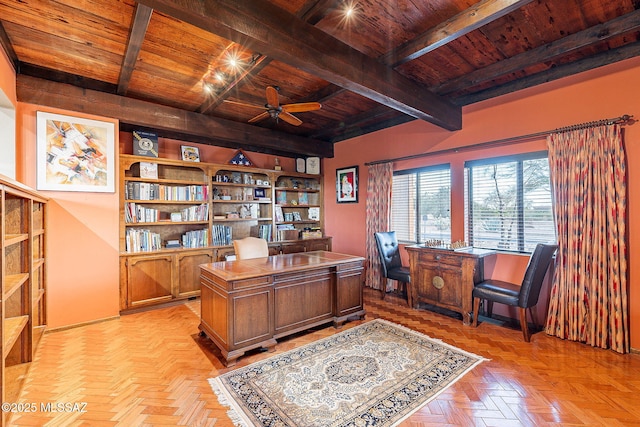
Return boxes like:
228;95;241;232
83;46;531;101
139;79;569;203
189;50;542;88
405;246;495;325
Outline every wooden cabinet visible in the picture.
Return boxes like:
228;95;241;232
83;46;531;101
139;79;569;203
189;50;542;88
1;175;47;425
120;249;215;310
406;246;495;325
119;155;329;312
199;251;365;366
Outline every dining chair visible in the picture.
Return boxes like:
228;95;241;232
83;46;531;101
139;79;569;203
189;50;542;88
472;243;558;342
374;231;412;307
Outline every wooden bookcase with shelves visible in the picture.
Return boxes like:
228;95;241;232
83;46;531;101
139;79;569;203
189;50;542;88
274;174;323;241
1;175;47;425
118;155;331;312
120;156;211;253
210;166;273;244
119;156;214;310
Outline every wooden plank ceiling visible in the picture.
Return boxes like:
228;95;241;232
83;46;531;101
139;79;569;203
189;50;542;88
1;0;639;158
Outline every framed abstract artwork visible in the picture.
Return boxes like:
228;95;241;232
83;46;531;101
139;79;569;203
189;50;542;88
336;165;358;203
36;111;115;192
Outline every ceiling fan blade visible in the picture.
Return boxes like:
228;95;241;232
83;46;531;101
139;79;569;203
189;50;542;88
223;99;266;110
279;111;303;126
266;86;280;108
282;102;322;113
248;111;271;123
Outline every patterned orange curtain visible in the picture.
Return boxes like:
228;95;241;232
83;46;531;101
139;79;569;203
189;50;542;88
545;124;629;353
365;162;393;290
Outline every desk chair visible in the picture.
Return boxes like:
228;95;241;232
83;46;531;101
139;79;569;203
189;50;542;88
374;231;412;307
233;237;269;260
472;243;557;342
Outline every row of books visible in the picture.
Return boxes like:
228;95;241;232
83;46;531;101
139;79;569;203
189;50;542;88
125;228;162;252
180;204;209;222
125;202;159;223
274;206;320;222
256;224;272;241
125;224;315;252
125;182;208;201
212;225;232;246
182;228;209;248
124;203;209;223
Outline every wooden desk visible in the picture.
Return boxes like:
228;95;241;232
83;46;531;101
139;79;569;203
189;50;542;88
199;251;365;366
405;246;495;325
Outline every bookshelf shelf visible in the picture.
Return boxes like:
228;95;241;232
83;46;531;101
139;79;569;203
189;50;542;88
1;176;48;424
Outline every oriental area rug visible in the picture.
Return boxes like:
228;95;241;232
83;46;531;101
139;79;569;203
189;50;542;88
209;319;486;427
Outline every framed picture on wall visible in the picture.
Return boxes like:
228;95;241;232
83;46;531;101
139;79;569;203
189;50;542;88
336;165;358;203
36;111;115;192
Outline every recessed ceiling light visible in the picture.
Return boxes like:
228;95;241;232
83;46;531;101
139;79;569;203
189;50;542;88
345;5;354;17
338;1;360;26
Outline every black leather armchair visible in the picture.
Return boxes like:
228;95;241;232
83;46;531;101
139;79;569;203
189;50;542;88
374;231;412;307
472;243;557;342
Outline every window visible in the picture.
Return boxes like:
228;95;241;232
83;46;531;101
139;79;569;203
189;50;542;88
464;152;556;252
391;165;451;244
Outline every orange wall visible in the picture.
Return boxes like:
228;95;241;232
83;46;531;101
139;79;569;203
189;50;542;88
324;56;640;350
0;48;16;106
16;104;121;329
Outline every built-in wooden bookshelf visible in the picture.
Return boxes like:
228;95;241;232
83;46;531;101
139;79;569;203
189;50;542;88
1;175;47;427
119;155;330;312
274;174;323;241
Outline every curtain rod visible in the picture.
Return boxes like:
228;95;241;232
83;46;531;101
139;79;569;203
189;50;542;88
364;114;634;166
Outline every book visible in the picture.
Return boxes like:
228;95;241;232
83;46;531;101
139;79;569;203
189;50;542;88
133;130;159;157
274;205;284;222
139;162;158;179
308;207;320;221
277;191;287;205
166;239;181;249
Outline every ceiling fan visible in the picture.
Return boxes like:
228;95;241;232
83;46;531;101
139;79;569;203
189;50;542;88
225;86;321;126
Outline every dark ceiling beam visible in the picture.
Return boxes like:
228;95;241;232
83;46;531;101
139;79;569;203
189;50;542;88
136;0;462;131
302;0;532;134
311;105;409;140
16;75;333;158
117;3;153;95
382;0;534;67
298;0;342;25
454;41;640;106
19;63;118;93
331;113;416;143
0;22;18;72
435;9;640;96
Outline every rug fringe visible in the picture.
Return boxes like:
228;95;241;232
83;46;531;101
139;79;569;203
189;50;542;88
208;378;254;427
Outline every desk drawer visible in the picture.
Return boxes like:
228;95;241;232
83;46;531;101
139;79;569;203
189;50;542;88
419;252;462;267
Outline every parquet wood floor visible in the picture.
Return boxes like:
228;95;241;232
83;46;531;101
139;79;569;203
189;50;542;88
7;288;640;426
